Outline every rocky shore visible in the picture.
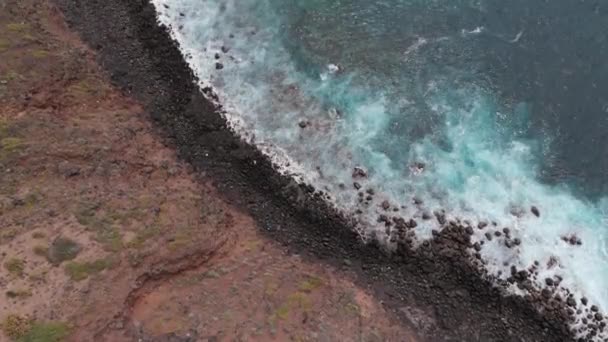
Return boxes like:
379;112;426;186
52;0;585;340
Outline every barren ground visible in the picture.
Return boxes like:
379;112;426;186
0;1;415;341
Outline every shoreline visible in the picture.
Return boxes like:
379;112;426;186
52;0;578;340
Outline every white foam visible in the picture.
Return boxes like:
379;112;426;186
152;0;608;338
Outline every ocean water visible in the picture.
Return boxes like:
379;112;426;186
152;0;608;334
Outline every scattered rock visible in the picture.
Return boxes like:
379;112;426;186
215;62;224;70
214;53;220;60
566;296;576;307
434;210;446;225
381;200;390;210
298;120;308;128
58;161;81;178
352;167;367;178
221;46;230;53
422;211;432;220
477;221;488;229
531;206;540;217
545;278;554;286
353;182;361;190
582;297;589;306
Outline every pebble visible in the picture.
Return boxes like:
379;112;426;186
381;200;390;210
531;206;540;217
352;167;367;178
566;296;577;307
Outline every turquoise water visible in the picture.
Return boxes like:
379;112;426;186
153;0;608;335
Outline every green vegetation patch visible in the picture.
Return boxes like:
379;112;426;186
6;23;29;32
126;225;161;249
1;314;31;340
64;258;111;281
4;258;25;277
19;321;69;342
5;289;32;299
298;276;324;292
0;38;9;52
46;237;80;265
1;137;25;153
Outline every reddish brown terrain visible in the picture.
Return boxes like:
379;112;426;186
0;1;416;341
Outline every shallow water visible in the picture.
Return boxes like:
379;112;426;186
152;0;608;335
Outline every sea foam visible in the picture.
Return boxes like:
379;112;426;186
152;0;608;337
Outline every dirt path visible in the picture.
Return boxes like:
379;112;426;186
0;1;416;341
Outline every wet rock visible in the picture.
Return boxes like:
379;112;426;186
477;221;488;229
566;296;577;307
413;197;423;205
513;237;521;246
591;305;599;312
353;182;361;190
366;188;375;195
434;210;446;225
378;214;389;223
531;206;540;217
485;232;492;241
582;297;589;306
502;227;510;235
406;218;417;228
381;200;390;210
422;211;432;220
473;242;481;252
58;161;81;178
298;120;308;128
494;231;502;237
465;226;474;235
352;167;368;178
215;62;224;70
221;46;230;53
47;237;81;266
214;53;220;60
595;313;603;321
547;256;558;269
545;278;554;286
